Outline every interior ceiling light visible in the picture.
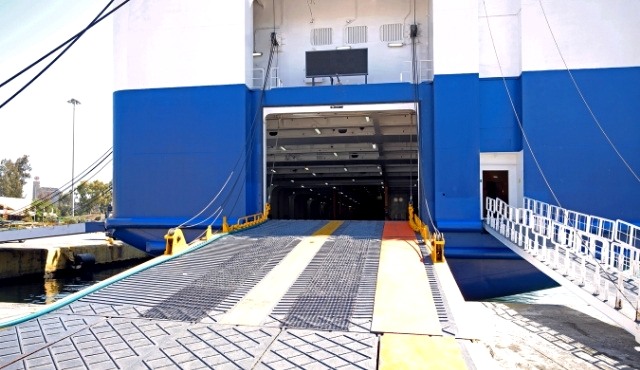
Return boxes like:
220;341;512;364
290;179;294;182
305;167;309;171
343;167;348;171
336;45;351;50
325;182;329;185
280;146;286;151
388;42;404;47
312;173;317;176
372;143;377;149
270;169;276;173
365;116;370;122
314;128;321;135
252;51;263;57
334;152;338;157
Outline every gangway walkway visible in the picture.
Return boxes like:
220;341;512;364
0;220;485;369
485;197;640;343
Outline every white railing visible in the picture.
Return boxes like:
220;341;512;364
252;68;265;89
486;197;640;341
400;60;433;83
251;68;283;90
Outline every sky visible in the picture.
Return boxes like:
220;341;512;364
0;1;115;200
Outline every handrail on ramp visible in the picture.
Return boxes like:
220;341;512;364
164;204;271;255
485;196;640;343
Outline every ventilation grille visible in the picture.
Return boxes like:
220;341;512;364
380;23;403;42
311;28;333;46
346;25;367;44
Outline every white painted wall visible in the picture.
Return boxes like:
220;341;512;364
432;0;479;75
253;0;430;87
479;151;524;217
478;0;521;77
521;0;640;72
114;0;253;90
113;0;640;90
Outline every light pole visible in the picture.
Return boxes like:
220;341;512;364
67;98;81;218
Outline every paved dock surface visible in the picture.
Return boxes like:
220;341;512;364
0;233;148;279
1;220;639;369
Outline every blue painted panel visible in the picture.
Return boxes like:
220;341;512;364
522;67;640;223
417;83;437;224
433;74;482;230
264;83;417;106
246;91;264;215
112;85;257;247
479;77;522;152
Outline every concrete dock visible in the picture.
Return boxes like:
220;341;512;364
0;233;149;279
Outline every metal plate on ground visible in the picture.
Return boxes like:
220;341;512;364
256;329;378;370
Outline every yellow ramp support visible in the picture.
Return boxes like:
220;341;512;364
217;220;343;326
379;334;467;370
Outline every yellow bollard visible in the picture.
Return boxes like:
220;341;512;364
222;216;230;233
431;238;445;263
164;228;187;255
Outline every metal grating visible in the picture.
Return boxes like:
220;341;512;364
424;258;460;337
346;25;368;44
273;221;382;331
380;23;403;42
140;236;299;322
78;221;326;319
311;27;333;45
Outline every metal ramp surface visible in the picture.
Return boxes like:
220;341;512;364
0;220;478;369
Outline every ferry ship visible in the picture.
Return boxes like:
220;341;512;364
106;0;640;299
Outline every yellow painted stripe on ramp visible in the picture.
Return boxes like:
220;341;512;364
378;334;468;370
371;234;441;335
216;220;343;326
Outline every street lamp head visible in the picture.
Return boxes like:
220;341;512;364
67;98;81;105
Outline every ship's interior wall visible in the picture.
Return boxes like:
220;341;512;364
252;0;431;87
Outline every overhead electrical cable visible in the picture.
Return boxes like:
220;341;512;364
0;0;132;110
482;0;637;313
537;1;640;184
480;0;561;207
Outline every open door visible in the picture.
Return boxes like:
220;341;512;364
482;170;509;217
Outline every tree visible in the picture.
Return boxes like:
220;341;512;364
76;180;112;215
30;198;59;222
0;155;31;198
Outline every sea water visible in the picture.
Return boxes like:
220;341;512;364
0;261;147;305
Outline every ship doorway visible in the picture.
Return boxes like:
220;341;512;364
263;103;419;220
482;170;508;217
479;152;524;218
